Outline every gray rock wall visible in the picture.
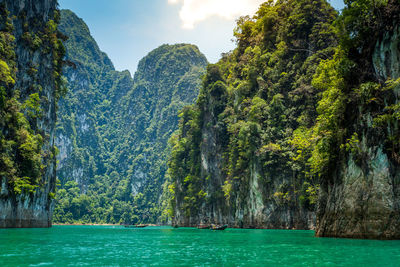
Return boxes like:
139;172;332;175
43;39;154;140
0;0;59;228
316;25;400;239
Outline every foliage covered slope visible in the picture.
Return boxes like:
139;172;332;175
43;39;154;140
53;10;207;224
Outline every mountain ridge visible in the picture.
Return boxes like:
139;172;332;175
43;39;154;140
54;9;208;224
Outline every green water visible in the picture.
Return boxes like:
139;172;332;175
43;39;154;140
0;226;399;266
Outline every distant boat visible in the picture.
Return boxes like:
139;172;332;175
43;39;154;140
197;224;210;229
210;224;228;230
124;224;148;228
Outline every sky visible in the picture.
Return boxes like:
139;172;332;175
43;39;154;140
58;0;345;75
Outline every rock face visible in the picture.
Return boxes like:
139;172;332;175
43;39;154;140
173;71;315;229
0;0;62;228
373;26;400;81
173;97;316;229
316;25;400;239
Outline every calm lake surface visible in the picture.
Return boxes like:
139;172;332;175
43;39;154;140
0;226;399;266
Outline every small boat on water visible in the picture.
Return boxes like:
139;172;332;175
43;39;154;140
197;224;210;229
124;224;148;228
210;224;228;230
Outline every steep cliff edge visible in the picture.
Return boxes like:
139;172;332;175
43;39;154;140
316;24;400;239
0;0;64;227
315;0;400;239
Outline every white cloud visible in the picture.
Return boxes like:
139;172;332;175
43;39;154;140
168;0;265;29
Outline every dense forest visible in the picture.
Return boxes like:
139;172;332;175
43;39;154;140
53;10;208;224
168;0;400;238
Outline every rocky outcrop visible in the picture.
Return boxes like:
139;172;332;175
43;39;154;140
316;147;400;239
0;0;61;228
316;25;400;239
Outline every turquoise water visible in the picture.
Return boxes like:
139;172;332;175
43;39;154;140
0;226;399;266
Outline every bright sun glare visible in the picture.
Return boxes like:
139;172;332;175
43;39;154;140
168;0;265;29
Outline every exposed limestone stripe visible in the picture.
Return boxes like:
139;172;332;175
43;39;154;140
373;25;400;81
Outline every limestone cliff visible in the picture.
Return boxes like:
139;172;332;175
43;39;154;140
173;66;315;228
0;0;63;228
169;0;337;229
316;24;400;239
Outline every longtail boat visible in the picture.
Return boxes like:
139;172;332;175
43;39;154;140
210;224;228;230
124;224;148;228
